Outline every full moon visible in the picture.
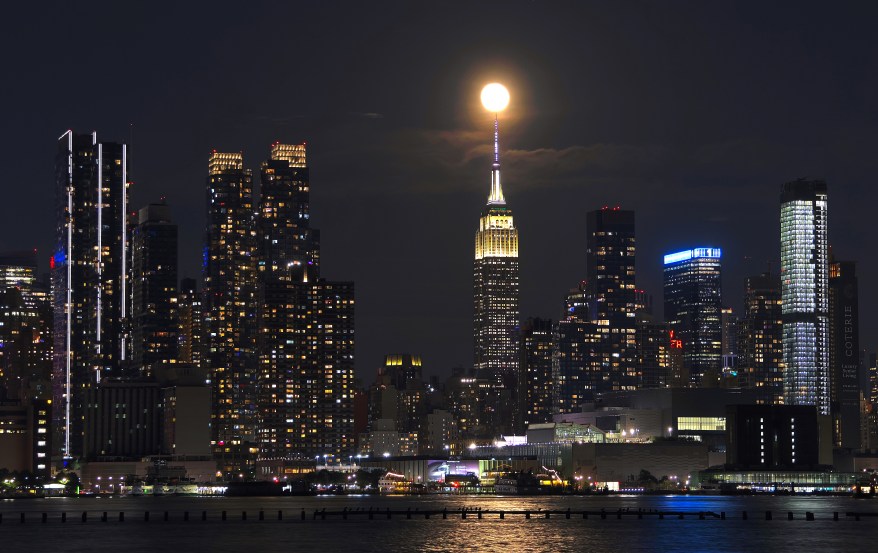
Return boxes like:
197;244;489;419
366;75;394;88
481;83;510;112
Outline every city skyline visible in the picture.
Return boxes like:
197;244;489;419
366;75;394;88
4;1;878;379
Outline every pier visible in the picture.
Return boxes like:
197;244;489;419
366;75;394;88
0;508;874;524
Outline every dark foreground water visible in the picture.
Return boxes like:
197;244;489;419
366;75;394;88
1;495;876;552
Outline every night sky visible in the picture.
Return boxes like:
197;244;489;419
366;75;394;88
3;1;877;382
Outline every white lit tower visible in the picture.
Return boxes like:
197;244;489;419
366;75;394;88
473;84;520;389
780;179;830;414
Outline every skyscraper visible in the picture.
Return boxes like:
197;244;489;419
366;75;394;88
829;259;860;448
254;143;354;462
131;202;178;372
780;179;829;415
203;151;258;475
738;272;784;405
52;130;129;458
517;317;555;432
663;247;723;386
554;283;599;412
257;142;315;461
635;312;672;389
473;114;520;387
585;208;637;392
0;251;52;402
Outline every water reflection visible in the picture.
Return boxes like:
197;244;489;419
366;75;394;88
0;495;875;553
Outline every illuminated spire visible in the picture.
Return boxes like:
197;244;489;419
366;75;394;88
487;114;506;205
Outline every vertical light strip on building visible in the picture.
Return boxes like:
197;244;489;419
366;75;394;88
95;141;103;380
64;129;73;457
120;144;127;362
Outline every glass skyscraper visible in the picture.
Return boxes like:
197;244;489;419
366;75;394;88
663;247;723;386
780;179;829;415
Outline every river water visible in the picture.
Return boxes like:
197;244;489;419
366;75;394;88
1;494;876;552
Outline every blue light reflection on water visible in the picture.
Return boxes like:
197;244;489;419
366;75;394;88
0;495;876;553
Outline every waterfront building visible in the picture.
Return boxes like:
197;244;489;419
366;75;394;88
0;398;52;477
52;131;130;459
663;247;723;386
84;378;163;459
780;179;830;414
725;404;828;470
131;202;178;372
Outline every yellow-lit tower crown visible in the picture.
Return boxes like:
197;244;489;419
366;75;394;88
473;83;520;385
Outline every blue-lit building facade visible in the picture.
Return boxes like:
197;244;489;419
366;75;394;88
663;248;723;387
780;179;829;415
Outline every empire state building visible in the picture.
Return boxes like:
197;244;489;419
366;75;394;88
473;89;520;385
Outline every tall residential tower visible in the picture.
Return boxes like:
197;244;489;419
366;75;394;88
203;151;258;475
585;208;637;391
780;179;829;414
52;131;130;459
